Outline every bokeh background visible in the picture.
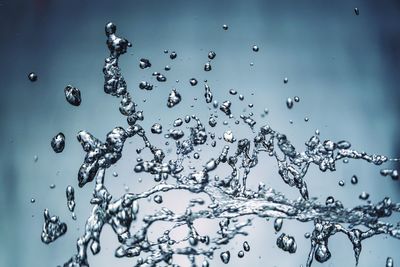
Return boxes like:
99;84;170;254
0;0;399;266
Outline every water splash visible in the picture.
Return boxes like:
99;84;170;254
37;23;400;267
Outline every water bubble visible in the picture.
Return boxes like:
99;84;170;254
354;8;360;16
28;72;38;82
229;89;237;95
274;218;283;232
276;233;297;254
66;185;75;213
286;98;294;109
154;195;163;204
208;51;216;60
386;257;394;267
51;133;65;153
156;74;167;82
208;117;217;127
167;89;181;108
173;118;183;127
220;251;230;264
204;62;212;72
64;85;81;106
138;81;151;91
41;209;67;244
243;241;250;252
252;45;259;52
359;192;370;200
223;130;235;143
170;51;177;59
222;24;228;30
190;78;198;86
139;58;151;69
151;123;163;134
284;77;288;84
351;175;358;184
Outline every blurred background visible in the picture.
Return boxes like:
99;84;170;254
0;0;399;266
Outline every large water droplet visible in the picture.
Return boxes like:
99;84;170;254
51;133;65;153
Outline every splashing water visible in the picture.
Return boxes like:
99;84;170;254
37;22;400;267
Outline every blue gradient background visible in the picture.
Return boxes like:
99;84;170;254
0;0;399;266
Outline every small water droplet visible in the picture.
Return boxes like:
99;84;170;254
284;77;288;84
354;8;360;16
359;191;369;200
51;133;65;153
208;51;216;60
243;241;250;252
151;123;163;134
170;51;177;59
139;58;151;69
286;98;294;109
154;195;163;204
351;175;358;185
204;62;212;71
222;24;228;30
252;45;259;52
386;257;394;267
28;72;38;82
64;85;81;106
190;78;198;86
220;251;230;264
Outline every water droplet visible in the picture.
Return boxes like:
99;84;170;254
386;257;394;267
229;89;237;95
220;251;230;264
50;184;56;189
112;172;118;177
173;118;183;127
283;77;288;84
28;72;37;82
243;241;250;252
194;152;200;159
286;98;294;109
223;130;235;143
167;89;181;108
51;133;65;153
274;218;283;232
238;250;244;258
351;175;358;184
33;155;39;162
252;45;259;52
64;85;81;106
204;62;212;71
338;180;345;186
139;81;153;90
154;195;163;204
190;78;198;86
359;192;369;200
151;123;163;134
31;198;36;203
170;51;177;59
139;58;151;69
294;96;300;102
276;233;297;254
164;65;171;71
156;74;167;82
222;24;228;30
208;51;216;60
354;8;360;16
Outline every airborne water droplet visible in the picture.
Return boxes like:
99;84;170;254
284;77;288;84
354;8;360;16
167;89;181;108
170;51;177;59
238;250;244;258
386;257;394;267
151;123;163;134
204;62;212;71
154;195;163;204
190;78;198;86
220;251;230;264
286;98;294;109
51;133;65;153
243;241;250;252
252;45;259;52
274;218;283;232
28;72;38;82
64;85;81;106
351;175;358;184
222;24;228;30
208;51;216;60
139;58;151;69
